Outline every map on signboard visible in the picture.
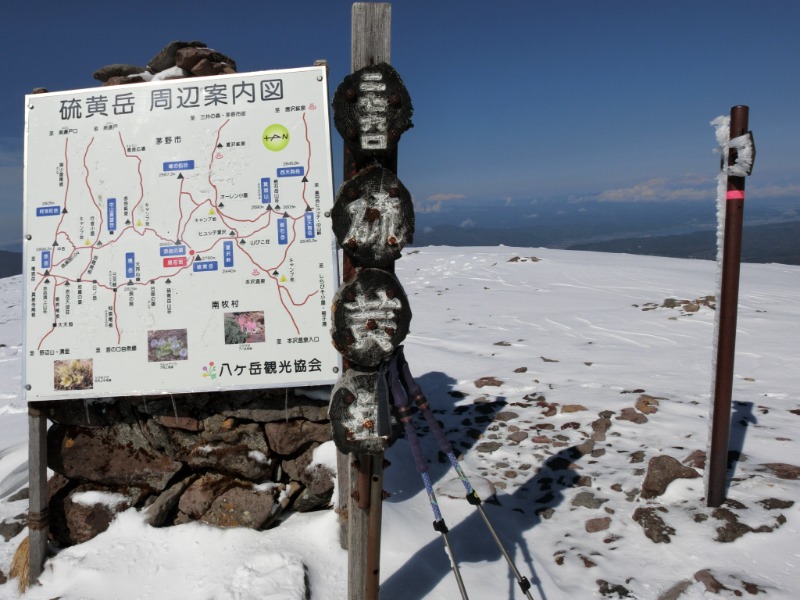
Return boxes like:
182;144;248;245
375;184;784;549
23;66;341;401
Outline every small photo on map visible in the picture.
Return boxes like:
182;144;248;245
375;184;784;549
224;311;266;344
148;329;189;362
53;359;94;391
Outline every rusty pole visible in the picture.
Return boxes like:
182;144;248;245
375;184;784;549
707;105;749;507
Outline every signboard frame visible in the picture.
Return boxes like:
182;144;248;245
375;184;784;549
22;65;342;402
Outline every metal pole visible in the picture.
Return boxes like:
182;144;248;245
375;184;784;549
707;105;749;507
28;405;49;584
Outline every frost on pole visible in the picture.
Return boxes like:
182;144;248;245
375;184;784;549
329;369;395;455
332;166;414;267
330;268;410;367
22;66;341;401
332;62;413;156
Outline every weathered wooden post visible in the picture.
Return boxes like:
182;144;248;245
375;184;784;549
707;105;755;507
27;405;49;585
329;3;415;598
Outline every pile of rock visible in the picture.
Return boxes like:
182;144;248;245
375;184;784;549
92;40;238;86
41;388;334;546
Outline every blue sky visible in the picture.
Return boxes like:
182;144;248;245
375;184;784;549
2;0;798;250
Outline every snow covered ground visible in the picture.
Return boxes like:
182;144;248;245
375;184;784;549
1;246;798;599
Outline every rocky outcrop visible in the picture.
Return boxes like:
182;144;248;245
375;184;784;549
44;389;334;546
91;40;237;87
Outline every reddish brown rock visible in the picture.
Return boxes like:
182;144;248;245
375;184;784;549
759;463;800;480
48;423;182;492
265;420;332;455
616;407;648;424
641;455;700;499
201;485;276;529
475;376;504;388
586;517;612;533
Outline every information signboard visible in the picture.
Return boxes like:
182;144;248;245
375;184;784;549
23;66;340;401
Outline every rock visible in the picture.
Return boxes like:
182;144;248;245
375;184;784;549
586;516;612;533
223;398;329;423
616;407;648;424
571;491;607;509
508;431;528;443
7;487;28;502
591;417;612;441
93;64;146;82
178;473;235;520
561;404;588;413
145;475;196;527
60;484;137;544
155;415;203;432
0;515;26;542
147;40;207;73
759;463;800;480
190;59;229;77
176;47;237;72
758;498;794;510
656;579;693;600
635;394;660;414
187;440;273;482
474;376;503;388
201;484;276;529
265;420;332;455
640;455;699;499
632;506;675;543
597;579;632;598
48;423;183;492
282;445;334;497
711;507;754;542
682;449;706;469
494;411;519;422
629;450;645;463
694;569;728;593
513;367;528;373
476;441;502;453
292;486;331;512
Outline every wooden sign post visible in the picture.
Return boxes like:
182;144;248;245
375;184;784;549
330;4;416;599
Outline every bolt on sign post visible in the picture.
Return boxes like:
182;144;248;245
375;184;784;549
707;105;755;507
329;3;416;599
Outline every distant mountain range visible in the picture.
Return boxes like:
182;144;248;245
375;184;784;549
567;220;800;265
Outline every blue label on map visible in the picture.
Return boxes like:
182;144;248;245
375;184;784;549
277;166;305;178
36;206;61;217
261;178;271;203
41;251;51;269
125;252;135;278
193;261;218;272
277;218;288;245
159;245;186;257
107;198;117;232
223;241;234;267
163;160;195;171
304;212;315;239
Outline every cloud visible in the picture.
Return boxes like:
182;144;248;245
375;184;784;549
459;219;475;228
597;176;800;203
427;193;465;202
598;177;712;202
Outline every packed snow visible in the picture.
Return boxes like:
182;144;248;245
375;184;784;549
1;246;799;599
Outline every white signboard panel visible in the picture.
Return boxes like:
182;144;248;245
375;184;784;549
23;66;340;401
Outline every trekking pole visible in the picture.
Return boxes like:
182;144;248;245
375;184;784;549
394;348;536;600
385;359;470;600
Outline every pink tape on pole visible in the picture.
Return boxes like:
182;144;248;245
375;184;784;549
726;190;745;201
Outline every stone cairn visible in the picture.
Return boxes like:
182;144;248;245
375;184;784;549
36;42;335;547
